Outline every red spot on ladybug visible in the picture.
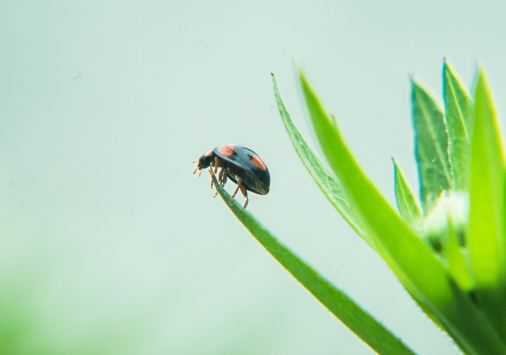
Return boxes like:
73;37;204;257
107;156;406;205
219;145;235;157
249;154;267;171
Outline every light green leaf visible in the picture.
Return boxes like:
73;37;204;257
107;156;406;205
443;61;472;190
271;74;363;240
444;219;474;292
299;72;506;354
212;175;416;355
411;81;453;210
392;159;421;222
468;69;506;336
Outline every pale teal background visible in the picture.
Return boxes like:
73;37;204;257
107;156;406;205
2;1;506;354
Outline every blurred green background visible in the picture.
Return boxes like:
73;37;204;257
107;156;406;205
2;1;506;354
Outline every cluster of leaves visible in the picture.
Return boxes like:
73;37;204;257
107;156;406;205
214;62;506;354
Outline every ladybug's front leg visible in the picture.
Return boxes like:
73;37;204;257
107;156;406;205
212;157;221;175
218;167;227;186
210;157;223;195
209;166;216;190
212;167;227;197
209;160;219;191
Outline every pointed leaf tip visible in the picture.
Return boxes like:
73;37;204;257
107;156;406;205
411;80;452;209
442;62;472;190
272;73;364;240
393;159;421;222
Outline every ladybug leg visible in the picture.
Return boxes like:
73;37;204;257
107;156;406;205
212;157;221;175
218;168;227;187
209;170;215;190
232;184;240;198
209;161;218;191
218;167;226;185
239;183;248;208
212;167;226;198
209;157;223;195
231;180;248;208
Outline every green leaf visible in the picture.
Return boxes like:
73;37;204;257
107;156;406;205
271;74;363;240
212;175;416;355
299;72;506;354
468;69;506;336
392;159;421;222
411;81;453;210
443;61;472;190
444;219;474;292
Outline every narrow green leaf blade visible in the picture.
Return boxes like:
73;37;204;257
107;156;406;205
299;72;506;354
411;81;453;210
213;176;416;355
468;69;506;336
272;74;363;240
443;61;472;190
392;159;421;222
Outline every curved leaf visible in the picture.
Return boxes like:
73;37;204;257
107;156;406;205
212;174;416;355
468;69;506;336
271;74;363;240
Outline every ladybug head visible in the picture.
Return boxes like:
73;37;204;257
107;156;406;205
197;154;213;169
193;149;214;175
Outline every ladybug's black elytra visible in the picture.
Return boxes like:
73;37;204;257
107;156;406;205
193;144;270;208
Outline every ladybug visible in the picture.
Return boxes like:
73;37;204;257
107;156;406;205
193;144;270;208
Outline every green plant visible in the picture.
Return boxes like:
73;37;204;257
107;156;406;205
213;61;506;354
